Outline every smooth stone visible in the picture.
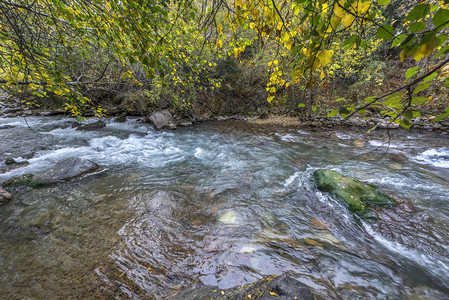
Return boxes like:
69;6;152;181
239;246;257;253
148;110;175;130
76;120;106;131
30;157;99;187
218;211;236;224
0;187;12;203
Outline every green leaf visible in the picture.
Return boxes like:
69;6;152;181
433;9;449;28
383;93;403;106
409;22;426;32
405;4;431;22
298;103;305;108
376;25;394;40
327;109;338;117
400;118;412;129
405;66;419;80
378;0;391;5
413;82;433;94
423;72;438;83
367;124;378;134
404;109;414;120
392;34;407;47
411;96;428;105
312;106;317;112
433;44;449;58
431;112;449;122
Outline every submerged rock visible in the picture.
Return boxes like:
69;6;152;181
313;169;396;219
172;274;315;300
114;115;127;123
0;187;12;203
218;211;237;224
76;120;106;131
148;110;176;130
30;157;100;187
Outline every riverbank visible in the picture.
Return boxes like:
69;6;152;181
1;96;449;134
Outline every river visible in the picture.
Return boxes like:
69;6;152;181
0;116;448;299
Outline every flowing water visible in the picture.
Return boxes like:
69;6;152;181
0;116;449;299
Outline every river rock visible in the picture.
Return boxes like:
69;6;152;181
313;169;396;220
5;157;15;165
172;274;315;300
5;157;29;166
76;120;106;131
30;157;99;187
148;110;176;129
0;187;12;203
114;115;127;123
1;173;35;188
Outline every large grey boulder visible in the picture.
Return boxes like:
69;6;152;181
148;110;176;129
172;275;314;300
30;157;99;187
76;120;106;131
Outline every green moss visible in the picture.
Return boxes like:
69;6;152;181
1;173;34;188
313;169;396;220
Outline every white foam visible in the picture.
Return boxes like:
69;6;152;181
284;172;300;187
413;148;449;168
194;147;203;158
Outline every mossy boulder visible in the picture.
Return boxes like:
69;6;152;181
313;169;396;220
1;173;35;188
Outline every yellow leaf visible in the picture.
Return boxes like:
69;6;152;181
317;49;334;67
217;40;223;48
342;14;356;27
356;0;372;15
267;95;274;103
217;23;222;33
294;5;300;15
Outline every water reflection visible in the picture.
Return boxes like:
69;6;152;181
0;117;448;298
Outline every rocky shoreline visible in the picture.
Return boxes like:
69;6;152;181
1;97;449;133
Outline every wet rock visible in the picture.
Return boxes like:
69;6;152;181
148;110;175;130
313;169;396;220
0;124;15;130
218;211;236;224
114;115;127;123
0;187;12;203
30;157;99;187
1;173;35;188
76;120;106;131
5;157;15;165
172;274;315;300
5;157;29;166
71;121;81;128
